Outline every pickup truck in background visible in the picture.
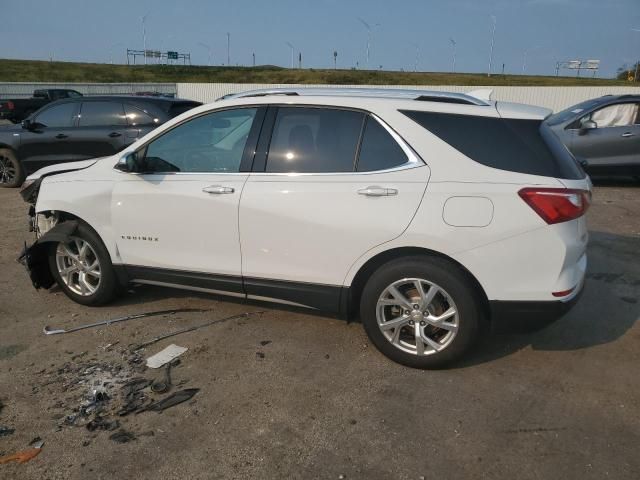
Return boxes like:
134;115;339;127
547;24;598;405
0;89;83;124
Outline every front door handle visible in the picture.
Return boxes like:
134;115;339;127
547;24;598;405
203;185;235;194
621;132;634;138
357;186;398;197
55;134;68;139
108;132;122;138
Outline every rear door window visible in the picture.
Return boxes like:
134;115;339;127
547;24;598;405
356;116;408;172
35;102;78;127
401;110;585;179
265;107;365;173
79;102;126;127
124;105;159;126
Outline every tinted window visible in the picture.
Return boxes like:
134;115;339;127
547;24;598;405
124;105;158;126
401;110;585;180
357;117;408;171
35;102;77;127
545;98;603;126
143;108;257;173
79;102;126;127
169;101;202;118
266;107;364;173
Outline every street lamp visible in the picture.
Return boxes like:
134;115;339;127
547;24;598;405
226;32;230;66
522;45;541;74
632;28;640;81
285;41;295;68
140;12;150;65
487;15;496;77
198;42;213;66
449;38;457;73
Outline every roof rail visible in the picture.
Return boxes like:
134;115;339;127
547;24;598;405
218;87;490;106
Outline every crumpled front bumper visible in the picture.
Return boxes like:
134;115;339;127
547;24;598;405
17;220;78;289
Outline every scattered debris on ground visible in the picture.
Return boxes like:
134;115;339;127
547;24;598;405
146;344;187;369
0;426;15;437
0;439;44;465
43;308;212;335
140;388;199;413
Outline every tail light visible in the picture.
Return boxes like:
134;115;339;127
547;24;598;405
518;187;590;224
4;101;15;110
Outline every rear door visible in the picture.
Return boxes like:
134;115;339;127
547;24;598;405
73;101;127;159
16;101;80;172
239;106;430;310
570;102;640;171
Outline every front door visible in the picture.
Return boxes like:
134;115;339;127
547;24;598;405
239;107;430;310
17;101;80;173
112;106;264;293
571;102;640;172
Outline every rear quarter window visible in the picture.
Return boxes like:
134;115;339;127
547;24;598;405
168;102;202;118
400;110;585;180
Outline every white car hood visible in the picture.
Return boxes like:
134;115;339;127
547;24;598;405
26;158;104;181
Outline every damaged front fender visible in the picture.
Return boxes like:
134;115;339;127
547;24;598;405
17;221;78;290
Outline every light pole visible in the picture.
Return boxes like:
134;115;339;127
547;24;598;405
632;28;640;81
198;42;213;66
285;42;295;68
522;45;541;74
487;15;496;77
357;17;380;69
333;50;338;69
226;32;230;66
141;12;150;65
410;43;420;72
449;38;457;73
252;52;256;67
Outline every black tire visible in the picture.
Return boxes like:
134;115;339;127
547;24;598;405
0;148;24;188
359;256;482;369
48;221;119;306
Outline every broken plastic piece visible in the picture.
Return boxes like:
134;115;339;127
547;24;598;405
109;430;136;443
146;344;187;369
140;388;199;413
0;426;15;437
0;439;44;464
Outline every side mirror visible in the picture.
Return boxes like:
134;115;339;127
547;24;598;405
21;119;33;130
579;119;597;136
115;152;142;173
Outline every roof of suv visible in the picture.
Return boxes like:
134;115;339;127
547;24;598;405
216;87;551;120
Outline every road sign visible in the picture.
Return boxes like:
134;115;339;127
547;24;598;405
167;51;178;60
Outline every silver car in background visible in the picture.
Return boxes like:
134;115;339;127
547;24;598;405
546;95;640;179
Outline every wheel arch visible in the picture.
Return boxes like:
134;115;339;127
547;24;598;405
345;246;490;324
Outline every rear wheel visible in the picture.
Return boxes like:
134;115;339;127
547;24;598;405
48;222;118;306
0;148;23;188
359;256;482;368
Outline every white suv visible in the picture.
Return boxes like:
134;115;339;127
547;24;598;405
19;88;591;368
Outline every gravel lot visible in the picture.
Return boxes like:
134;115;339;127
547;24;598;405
0;179;638;479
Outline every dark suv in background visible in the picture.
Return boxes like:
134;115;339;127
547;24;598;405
0;96;201;187
546;94;640;178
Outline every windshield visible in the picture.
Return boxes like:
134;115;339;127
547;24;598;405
545;98;605;126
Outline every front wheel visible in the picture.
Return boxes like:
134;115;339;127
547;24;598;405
359;256;482;369
0;148;24;188
48;222;119;306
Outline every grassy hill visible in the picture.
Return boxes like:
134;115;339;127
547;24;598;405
0;58;632;86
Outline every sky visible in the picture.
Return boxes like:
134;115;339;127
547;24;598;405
1;0;639;78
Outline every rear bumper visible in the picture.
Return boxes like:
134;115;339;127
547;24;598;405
489;279;584;325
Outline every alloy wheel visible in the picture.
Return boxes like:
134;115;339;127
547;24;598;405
55;237;102;296
376;278;459;356
0;153;16;185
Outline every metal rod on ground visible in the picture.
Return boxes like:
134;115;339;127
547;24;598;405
131;311;265;350
43;308;212;335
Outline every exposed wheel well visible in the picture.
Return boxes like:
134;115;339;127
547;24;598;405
346;247;490;324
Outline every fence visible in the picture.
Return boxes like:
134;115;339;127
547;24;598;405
0;83;177;99
176;83;640;112
1;82;638;112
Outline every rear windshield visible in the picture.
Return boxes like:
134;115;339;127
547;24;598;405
168;101;202;118
400;110;585;180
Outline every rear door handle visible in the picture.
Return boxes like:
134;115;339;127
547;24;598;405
621;132;634;138
55;134;68;139
357;186;398;197
203;185;235;194
108;132;122;138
